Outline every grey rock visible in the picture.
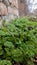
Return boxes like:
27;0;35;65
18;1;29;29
2;0;10;6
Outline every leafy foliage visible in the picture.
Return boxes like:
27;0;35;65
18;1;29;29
0;60;12;65
0;17;37;65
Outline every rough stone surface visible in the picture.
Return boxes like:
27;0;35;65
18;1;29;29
0;0;32;22
0;0;19;23
0;0;36;23
0;3;7;15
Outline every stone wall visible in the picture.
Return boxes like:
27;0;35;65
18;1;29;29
0;0;36;25
0;0;29;21
18;0;29;17
0;0;19;22
0;0;37;22
0;0;30;26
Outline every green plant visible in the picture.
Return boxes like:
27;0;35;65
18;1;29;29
0;60;12;65
0;17;37;65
